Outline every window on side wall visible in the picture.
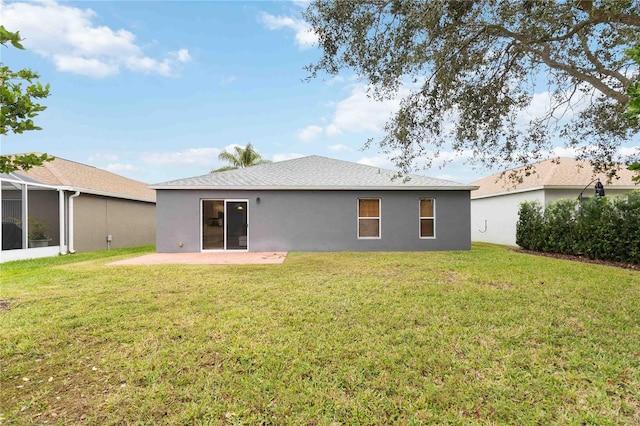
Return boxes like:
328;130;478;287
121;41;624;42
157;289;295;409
419;198;435;238
358;198;380;238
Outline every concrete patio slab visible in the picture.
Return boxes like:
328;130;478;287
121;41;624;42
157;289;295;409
109;252;287;265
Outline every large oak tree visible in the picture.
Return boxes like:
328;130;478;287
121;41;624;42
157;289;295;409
304;0;640;176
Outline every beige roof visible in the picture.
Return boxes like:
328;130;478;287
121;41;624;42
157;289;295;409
13;154;155;202
471;157;638;198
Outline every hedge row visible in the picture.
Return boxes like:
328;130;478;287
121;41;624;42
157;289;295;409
516;190;640;264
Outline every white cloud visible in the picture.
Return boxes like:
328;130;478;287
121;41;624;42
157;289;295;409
105;163;136;173
141;148;221;167
273;152;305;162
297;125;323;142
2;1;191;78
327;144;352;152
259;12;318;49
549;145;640;161
52;55;119;78
222;144;241;154
174;49;192;63
326;76;345;86
126;55;172;76
357;155;397;170
550;146;579;157
89;153;119;162
325;84;403;136
620;146;640;157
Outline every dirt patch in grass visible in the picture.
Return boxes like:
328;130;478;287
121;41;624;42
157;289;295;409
0;299;9;312
514;248;640;271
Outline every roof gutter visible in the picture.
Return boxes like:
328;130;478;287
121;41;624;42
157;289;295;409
150;185;479;191
58;186;155;203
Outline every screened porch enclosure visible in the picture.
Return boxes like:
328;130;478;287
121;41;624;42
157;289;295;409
1;176;62;261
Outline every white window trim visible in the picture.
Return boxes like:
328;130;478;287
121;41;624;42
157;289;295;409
357;198;381;239
419;198;436;239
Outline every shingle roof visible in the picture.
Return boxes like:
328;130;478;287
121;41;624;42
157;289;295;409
471;157;638;198
152;155;475;191
10;154;156;202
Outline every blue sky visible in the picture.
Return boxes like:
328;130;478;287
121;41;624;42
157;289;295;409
1;1;637;185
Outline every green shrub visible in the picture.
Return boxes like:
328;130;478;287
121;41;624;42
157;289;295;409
516;200;544;250
541;199;578;253
517;190;640;264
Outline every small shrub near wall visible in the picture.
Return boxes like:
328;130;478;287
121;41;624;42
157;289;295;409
516;190;640;264
516;200;544;251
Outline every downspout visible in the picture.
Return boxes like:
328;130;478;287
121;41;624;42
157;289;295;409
68;191;80;254
59;190;66;254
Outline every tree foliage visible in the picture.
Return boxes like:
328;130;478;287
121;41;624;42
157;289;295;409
304;0;640;176
0;25;52;173
212;143;270;172
627;44;640;182
627;44;640;122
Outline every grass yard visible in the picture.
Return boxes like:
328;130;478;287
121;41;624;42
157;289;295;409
1;244;639;425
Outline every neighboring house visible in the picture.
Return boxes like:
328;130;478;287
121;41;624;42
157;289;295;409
151;155;477;253
470;157;638;246
1;155;156;262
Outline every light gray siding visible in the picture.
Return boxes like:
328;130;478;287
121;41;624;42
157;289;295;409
156;189;471;252
74;194;156;252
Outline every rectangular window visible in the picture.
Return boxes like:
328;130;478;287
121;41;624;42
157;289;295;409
358;198;380;238
419;198;435;238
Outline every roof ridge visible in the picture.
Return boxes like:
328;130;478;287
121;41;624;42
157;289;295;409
5;152;156;201
42;158;71;186
152;155;475;189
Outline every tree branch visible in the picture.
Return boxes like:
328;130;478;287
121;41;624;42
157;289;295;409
576;1;640;26
485;24;630;104
577;31;631;87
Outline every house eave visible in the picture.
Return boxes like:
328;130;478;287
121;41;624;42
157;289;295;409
59;186;156;203
150;185;478;191
471;184;638;200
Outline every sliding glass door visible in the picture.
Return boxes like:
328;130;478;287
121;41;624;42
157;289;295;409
201;199;248;251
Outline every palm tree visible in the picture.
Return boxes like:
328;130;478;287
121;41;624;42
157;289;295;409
211;143;270;172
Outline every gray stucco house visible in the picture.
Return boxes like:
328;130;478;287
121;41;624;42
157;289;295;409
151;156;476;252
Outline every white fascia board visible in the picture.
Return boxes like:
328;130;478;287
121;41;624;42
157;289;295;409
471;186;545;200
151;185;478;191
59;186;156;203
471;184;638;200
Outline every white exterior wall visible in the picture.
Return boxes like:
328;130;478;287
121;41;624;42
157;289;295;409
471;190;545;246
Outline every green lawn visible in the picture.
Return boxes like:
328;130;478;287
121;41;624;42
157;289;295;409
1;244;639;425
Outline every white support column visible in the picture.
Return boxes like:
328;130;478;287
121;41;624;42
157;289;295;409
21;183;28;249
